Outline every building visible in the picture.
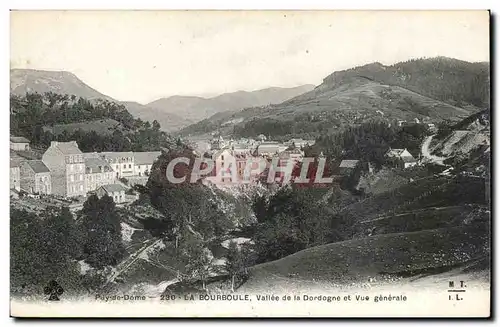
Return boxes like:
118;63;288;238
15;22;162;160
427;123;437;133
278;148;304;167
385;148;418;169
134;151;161;176
211;148;237;183
100;152;135;179
287;138;315;149
232;143;251;156
19;160;51;194
401;156;418;169
339;159;361;175
211;135;227;151
10;161;20;191
42;141;86;197
255;142;282;156
10;136;30;151
96;184;127;203
83;154;115;193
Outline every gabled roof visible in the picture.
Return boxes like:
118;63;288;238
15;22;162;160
386;148;406;156
84;157;113;173
402;156;417;163
51;141;82;155
99;183;127;193
134;151;161;165
10;136;30;143
339;160;360;168
24;160;50;173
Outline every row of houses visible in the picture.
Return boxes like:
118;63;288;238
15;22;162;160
210;135;316;153
207;143;309;183
10;137;161;200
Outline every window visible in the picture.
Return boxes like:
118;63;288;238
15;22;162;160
129;164;132;169
79;185;83;191
70;175;74;182
79;174;83;181
69;165;73;172
69;156;73;163
123;164;126;169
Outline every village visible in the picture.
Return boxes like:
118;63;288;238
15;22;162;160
194;132;421;185
9;136;161;211
10;130;422;211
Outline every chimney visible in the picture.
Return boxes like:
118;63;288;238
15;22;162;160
50;141;58;147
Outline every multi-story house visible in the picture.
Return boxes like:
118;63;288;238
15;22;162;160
10;161;20;191
19;160;52;194
42;141;86;197
133;151;161;176
83;153;116;193
100;152;135;179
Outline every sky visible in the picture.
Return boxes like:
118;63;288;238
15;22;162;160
10;10;490;104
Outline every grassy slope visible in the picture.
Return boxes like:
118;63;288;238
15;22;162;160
42;118;125;136
242;224;489;292
180;78;478;137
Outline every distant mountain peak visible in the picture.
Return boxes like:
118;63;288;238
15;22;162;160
145;84;316;123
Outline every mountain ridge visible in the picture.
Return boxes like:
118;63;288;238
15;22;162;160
10;68;315;131
179;57;489;139
146;84;316;123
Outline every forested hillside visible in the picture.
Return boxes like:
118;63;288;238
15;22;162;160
10;92;177;152
179;57;488;140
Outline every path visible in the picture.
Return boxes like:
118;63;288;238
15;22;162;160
104;238;164;286
421;135;448;165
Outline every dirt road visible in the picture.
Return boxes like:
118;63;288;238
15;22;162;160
421;135;448;165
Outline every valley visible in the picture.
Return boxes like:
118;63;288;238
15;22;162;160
10;56;491;304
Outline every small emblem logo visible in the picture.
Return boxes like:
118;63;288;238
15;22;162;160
44;280;64;301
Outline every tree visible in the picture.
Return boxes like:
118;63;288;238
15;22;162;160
225;241;244;292
11;207;84;296
80;195;125;268
178;231;213;290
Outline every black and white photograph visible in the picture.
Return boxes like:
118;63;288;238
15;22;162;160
8;10;491;317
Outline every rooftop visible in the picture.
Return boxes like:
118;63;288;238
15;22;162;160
50;141;82;155
10;136;30;143
402;156;418;163
339;159;360;168
24;160;51;173
84;157;113;173
99;183;127;193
